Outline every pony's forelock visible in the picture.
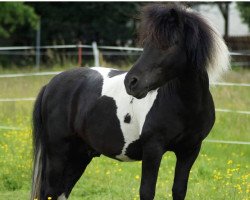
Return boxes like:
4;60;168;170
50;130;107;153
138;3;230;82
138;3;184;49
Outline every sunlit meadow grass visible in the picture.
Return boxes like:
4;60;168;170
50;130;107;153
0;67;249;199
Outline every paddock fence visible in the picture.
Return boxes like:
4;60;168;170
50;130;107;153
225;36;250;67
1;42;250;68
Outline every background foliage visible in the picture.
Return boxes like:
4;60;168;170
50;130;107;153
28;2;141;46
0;2;250;46
0;2;38;39
237;2;250;30
0;2;142;46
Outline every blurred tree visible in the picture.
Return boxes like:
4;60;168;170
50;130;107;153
0;2;38;38
27;2;141;45
188;2;231;38
217;2;231;38
237;2;250;30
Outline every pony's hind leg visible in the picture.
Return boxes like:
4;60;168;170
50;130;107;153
43;137;93;199
62;138;94;198
42;138;69;199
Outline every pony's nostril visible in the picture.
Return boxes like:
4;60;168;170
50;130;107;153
129;76;138;88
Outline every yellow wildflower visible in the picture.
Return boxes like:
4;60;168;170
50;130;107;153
227;160;233;165
106;170;110;175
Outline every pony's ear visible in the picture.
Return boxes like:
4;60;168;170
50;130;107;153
169;8;178;22
167;7;181;26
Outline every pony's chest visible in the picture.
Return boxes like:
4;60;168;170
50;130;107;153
101;90;157;161
92;67;158;161
101;73;149;139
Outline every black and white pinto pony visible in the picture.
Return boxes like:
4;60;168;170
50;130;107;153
31;4;229;200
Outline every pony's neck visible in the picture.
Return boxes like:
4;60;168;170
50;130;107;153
162;69;209;94
179;69;209;91
178;69;210;112
161;69;210;111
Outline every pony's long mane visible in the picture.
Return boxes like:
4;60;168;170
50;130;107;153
139;3;230;82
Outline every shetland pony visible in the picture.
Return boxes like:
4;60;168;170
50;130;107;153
31;4;229;200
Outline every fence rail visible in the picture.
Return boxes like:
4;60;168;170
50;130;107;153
211;82;250;87
204;139;250;145
1;44;250;55
0;71;61;78
1;43;250;68
0;44;92;51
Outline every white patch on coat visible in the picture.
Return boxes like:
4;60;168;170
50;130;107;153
92;67;158;161
57;193;67;200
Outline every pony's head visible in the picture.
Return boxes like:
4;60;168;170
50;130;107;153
124;3;230;99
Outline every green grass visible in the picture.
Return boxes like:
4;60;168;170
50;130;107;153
0;68;249;200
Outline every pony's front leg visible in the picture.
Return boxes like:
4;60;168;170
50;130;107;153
140;139;164;200
172;144;201;200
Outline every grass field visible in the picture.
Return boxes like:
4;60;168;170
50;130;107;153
0;67;249;200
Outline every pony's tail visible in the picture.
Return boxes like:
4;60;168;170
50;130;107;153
31;86;46;200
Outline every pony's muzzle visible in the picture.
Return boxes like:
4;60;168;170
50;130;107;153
124;75;138;94
124;75;147;99
128;76;139;90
